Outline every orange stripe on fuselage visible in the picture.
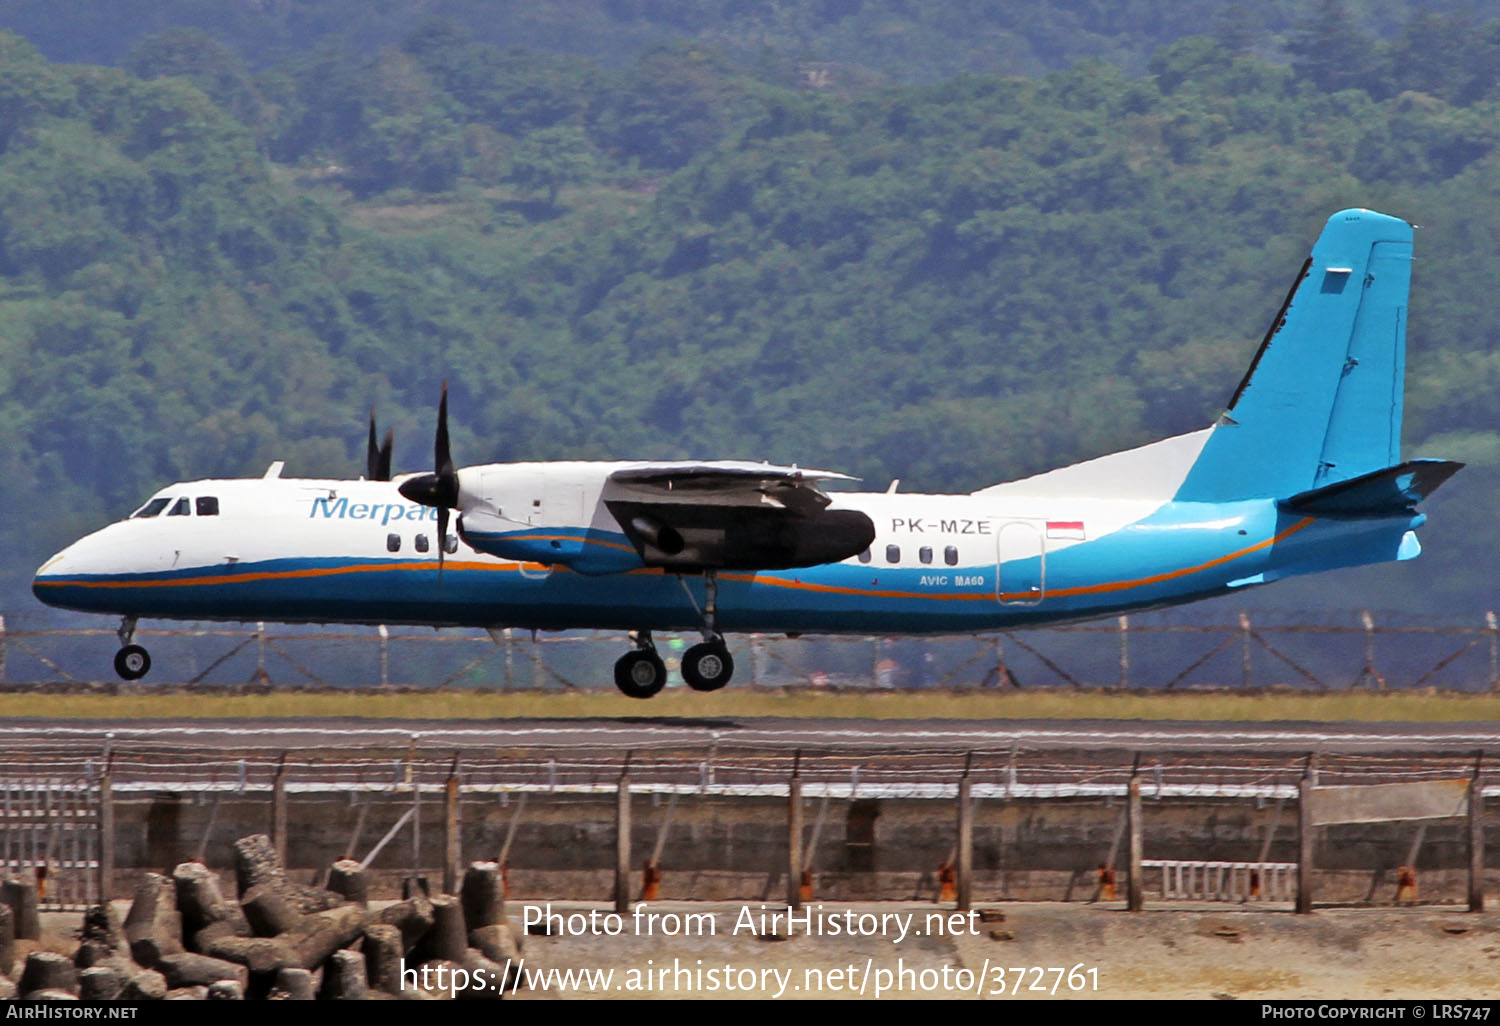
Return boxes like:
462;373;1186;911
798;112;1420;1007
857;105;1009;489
35;518;1314;602
33;560;536;590
730;517;1314;603
1014;516;1313;601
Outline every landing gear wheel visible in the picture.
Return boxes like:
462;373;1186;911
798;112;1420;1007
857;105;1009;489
614;649;667;699
114;644;151;681
682;641;734;692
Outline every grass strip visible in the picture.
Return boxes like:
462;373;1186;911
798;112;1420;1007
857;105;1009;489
2;687;1499;721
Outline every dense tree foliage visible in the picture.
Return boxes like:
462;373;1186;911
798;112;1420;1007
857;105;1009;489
5;1;1500;80
4;12;1500;616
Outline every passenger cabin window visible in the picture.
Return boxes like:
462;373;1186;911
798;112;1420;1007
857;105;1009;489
415;535;430;553
387;533;401;553
166;497;191;516
885;544;900;563
444;534;459;555
919;546;933;565
857;549;871;564
132;498;171;519
196;497;219;517
944;545;958;566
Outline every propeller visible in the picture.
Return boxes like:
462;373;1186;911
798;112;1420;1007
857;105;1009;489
366;410;394;482
397;382;460;574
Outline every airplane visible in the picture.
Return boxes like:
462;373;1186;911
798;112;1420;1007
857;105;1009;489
32;208;1462;697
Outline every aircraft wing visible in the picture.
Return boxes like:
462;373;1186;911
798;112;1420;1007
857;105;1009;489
603;461;873;570
609;461;855;511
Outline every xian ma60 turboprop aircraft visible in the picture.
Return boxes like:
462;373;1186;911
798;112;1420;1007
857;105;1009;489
33;209;1462;697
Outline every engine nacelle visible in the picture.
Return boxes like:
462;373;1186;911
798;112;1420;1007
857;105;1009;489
608;502;875;571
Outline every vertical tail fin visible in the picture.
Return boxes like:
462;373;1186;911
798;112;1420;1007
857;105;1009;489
1175;209;1414;503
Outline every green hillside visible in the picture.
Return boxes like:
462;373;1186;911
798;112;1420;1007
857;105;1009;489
5;9;1500;614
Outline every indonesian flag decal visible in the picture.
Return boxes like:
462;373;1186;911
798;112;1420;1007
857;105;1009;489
1046;520;1085;540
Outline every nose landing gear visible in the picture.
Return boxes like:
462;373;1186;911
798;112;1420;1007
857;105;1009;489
113;617;151;681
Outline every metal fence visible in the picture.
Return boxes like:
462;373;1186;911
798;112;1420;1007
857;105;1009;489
0;735;1491;908
0;778;100;909
2;610;1500;690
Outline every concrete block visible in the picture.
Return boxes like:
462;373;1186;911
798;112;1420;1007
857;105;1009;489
362;924;403;994
121;969;168;1001
267;966;315;1000
156;952;249;991
1;881;40;941
374;895;434;954
327;860;368;907
320;949;368;1000
468;923;522;981
21;989;77;1001
284;904;368;970
241;882;305;937
457;949;505;1000
232;834;287;896
124;873;184;966
203;935;295;976
19;952;77;996
0;904;13;978
164;985;209;1000
460;862;504;931
78;966;124;1001
414;895;467;964
174;862;250;940
207;979;244;1000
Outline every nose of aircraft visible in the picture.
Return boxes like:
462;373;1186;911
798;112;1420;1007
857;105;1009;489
33;541;83;608
31;525;134;612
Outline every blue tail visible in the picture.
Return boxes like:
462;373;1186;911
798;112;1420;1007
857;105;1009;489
1176;209;1417;503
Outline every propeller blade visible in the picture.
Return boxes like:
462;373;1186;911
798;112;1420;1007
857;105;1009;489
366;410;380;481
395;382;460;579
436;383;455;497
366;411;395;482
378;428;393;483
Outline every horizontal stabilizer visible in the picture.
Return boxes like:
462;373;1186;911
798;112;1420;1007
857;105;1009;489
1282;459;1463;516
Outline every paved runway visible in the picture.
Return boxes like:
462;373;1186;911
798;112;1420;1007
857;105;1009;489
1;716;1496;756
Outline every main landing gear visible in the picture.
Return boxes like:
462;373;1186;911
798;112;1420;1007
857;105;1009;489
614;632;668;699
681;638;733;692
114;616;151;681
611;572;736;698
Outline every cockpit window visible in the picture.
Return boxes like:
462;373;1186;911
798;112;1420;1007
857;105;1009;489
132;498;171;519
196;497;219;517
166;497;191;516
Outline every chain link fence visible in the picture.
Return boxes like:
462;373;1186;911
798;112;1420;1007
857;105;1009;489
3;610;1500;690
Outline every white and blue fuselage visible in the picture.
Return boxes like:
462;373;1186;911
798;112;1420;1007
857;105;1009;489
32;435;1424;635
